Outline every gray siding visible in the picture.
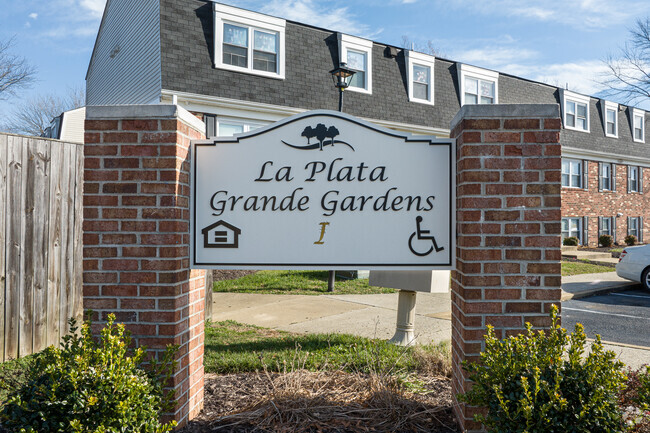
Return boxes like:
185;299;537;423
158;0;650;159
86;0;161;106
160;0;460;130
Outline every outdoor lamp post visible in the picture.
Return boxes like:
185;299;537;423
326;63;356;292
330;62;356;113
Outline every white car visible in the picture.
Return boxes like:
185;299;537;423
616;244;650;291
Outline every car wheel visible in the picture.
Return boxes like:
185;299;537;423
643;267;650;291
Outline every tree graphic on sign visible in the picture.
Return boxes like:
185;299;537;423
301;126;315;145
325;126;339;147
314;123;328;151
288;124;354;151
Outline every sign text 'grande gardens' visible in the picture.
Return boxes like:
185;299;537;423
190;110;455;269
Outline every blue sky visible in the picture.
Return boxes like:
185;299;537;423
1;0;650;117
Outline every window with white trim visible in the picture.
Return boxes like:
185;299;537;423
214;3;286;79
217;117;267;137
630;166;639;193
338;33;373;94
406;51;435;105
458;64;498;106
600;217;612;237
562;217;581;242
601;163;612;191
561;159;582;188
561;90;590;132
632;108;645;143
602;100;618;138
629;217;640;238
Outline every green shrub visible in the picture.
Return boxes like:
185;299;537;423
600;234;614;247
460;305;627;433
637;366;650;410
625;235;638;246
0;314;177;433
563;236;579;246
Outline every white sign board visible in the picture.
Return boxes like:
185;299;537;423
190;110;455;270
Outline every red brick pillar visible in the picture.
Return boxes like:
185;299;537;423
83;105;207;427
449;104;562;432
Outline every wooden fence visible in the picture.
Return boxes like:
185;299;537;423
0;133;84;362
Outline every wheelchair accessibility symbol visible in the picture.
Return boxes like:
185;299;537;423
408;216;444;256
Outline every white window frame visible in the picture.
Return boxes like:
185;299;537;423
458;64;499;106
213;3;286;80
561;158;582;188
600;217;612;237
630;166;639;193
562;217;582;243
629;217;640;238
217;117;268;137
632;108;646;143
602;100;618;138
338;33;373;95
405;51;435;106
601;163;612;191
561;89;590;133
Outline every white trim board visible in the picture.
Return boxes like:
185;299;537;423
160;89;451;137
562;146;650;167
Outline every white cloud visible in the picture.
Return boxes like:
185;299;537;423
29;13;38;19
444;0;648;28
454;47;538;67
259;0;381;38
79;0;106;19
503;60;609;95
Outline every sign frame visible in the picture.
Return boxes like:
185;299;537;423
190;110;456;270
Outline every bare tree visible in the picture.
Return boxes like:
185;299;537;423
401;35;445;57
600;18;650;105
3;86;85;136
0;38;36;99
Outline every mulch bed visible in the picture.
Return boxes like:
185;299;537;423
179;372;459;433
213;270;257;282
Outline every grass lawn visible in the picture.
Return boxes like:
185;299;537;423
213;270;396;295
204;320;450;377
561;260;615;276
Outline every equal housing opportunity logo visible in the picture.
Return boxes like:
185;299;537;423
282;124;355;151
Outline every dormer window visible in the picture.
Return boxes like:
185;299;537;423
561;90;590;133
602;100;618;138
632;108;645;143
406;51;435;105
214;3;286;79
458;64;498;106
338;34;373;94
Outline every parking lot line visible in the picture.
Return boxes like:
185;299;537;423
563;307;650;320
610;293;650;300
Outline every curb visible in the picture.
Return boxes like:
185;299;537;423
561;281;639;301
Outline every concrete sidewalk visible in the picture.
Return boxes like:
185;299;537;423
212;271;648;368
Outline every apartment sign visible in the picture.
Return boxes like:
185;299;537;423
190;110;455;269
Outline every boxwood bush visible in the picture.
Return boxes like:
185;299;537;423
625;235;638;246
600;234;614;247
0;314;177;433
460;305;627;433
563;236;579;246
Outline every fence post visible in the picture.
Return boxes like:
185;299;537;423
449;104;562;432
83;105;206;426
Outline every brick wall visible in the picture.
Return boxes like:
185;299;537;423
449;104;562;432
562;162;649;245
83;105;207;427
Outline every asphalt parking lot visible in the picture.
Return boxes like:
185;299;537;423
563;285;650;349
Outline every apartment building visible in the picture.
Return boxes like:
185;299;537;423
85;0;649;246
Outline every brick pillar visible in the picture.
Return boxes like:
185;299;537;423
83;105;207;427
449;104;562;432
